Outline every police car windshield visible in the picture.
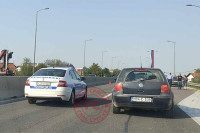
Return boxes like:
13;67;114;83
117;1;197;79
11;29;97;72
33;69;66;77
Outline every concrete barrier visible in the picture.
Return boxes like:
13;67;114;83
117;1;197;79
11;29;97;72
0;76;115;101
0;76;28;101
84;77;115;86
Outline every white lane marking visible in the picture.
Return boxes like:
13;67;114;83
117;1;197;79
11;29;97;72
178;90;200;126
103;93;112;98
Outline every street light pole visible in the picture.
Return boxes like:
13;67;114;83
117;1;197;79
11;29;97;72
111;56;116;70
101;51;107;77
33;8;49;74
167;40;176;76
121;63;125;70
83;39;92;76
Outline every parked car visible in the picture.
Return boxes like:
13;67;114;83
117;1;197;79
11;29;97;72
88;74;96;77
172;76;178;87
112;68;174;118
24;67;87;105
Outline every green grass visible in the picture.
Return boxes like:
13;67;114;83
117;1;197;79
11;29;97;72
188;85;200;90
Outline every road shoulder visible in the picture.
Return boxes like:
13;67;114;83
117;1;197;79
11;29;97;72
178;90;200;126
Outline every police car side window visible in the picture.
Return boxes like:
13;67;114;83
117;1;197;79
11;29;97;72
73;70;81;80
69;71;77;80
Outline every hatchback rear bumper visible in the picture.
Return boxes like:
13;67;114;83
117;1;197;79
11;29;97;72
112;93;173;110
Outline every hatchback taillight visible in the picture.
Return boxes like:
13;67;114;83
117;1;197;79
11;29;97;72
25;79;30;86
161;85;170;93
114;83;123;91
57;80;67;87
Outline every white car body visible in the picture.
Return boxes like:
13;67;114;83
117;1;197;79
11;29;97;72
24;67;87;103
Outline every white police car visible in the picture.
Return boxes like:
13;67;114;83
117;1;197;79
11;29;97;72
24;67;87;105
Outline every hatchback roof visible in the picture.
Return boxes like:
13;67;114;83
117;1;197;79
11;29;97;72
122;68;161;71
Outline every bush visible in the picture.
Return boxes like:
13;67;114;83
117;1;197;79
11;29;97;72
192;77;200;83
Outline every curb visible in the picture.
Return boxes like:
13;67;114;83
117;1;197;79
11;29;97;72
0;97;25;105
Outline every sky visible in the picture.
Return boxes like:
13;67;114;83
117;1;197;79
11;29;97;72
0;0;200;75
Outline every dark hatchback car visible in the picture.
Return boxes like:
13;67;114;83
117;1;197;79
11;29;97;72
112;68;174;118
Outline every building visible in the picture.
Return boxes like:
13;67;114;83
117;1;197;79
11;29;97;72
16;66;22;72
187;73;200;82
0;63;16;74
77;68;83;76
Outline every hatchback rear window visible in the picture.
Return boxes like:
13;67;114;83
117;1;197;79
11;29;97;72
33;69;66;77
118;69;164;82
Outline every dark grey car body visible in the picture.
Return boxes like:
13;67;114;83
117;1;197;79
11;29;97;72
112;68;174;117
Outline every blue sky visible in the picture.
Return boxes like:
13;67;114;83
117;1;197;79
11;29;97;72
0;0;200;75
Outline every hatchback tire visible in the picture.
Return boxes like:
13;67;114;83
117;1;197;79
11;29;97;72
113;104;121;114
166;101;174;118
28;99;36;104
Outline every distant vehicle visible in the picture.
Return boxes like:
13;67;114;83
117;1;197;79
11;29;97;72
88;74;96;77
172;76;178;87
24;67;87;105
112;68;174;118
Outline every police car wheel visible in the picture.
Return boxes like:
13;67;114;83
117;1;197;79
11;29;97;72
82;88;87;100
69;90;75;106
28;99;36;104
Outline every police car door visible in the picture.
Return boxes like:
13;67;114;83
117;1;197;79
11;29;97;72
69;70;79;97
72;70;85;97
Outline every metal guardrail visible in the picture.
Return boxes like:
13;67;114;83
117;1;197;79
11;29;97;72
188;82;200;87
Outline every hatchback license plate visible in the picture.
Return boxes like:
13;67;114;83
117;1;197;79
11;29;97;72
131;97;152;102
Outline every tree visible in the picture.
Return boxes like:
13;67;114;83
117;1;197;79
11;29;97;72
89;63;101;76
16;58;33;76
112;69;121;76
45;59;74;67
195;68;200;73
82;67;91;76
35;63;47;72
102;67;111;77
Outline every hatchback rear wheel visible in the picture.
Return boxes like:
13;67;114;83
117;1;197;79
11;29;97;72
166;101;174;118
113;104;121;114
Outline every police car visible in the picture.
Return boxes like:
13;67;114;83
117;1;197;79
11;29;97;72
24;67;87;105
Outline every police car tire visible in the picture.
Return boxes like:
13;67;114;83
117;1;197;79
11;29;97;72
69;90;75;106
82;88;87;100
28;99;36;104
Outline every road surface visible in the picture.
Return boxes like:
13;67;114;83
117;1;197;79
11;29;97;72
0;84;200;133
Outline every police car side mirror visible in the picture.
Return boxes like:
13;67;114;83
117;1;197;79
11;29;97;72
80;77;86;81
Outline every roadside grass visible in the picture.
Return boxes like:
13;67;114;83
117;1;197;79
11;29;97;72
188;85;200;90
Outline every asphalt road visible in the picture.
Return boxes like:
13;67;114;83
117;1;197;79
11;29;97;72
0;84;200;133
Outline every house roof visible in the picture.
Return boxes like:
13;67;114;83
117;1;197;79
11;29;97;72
0;63;16;71
188;73;200;78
